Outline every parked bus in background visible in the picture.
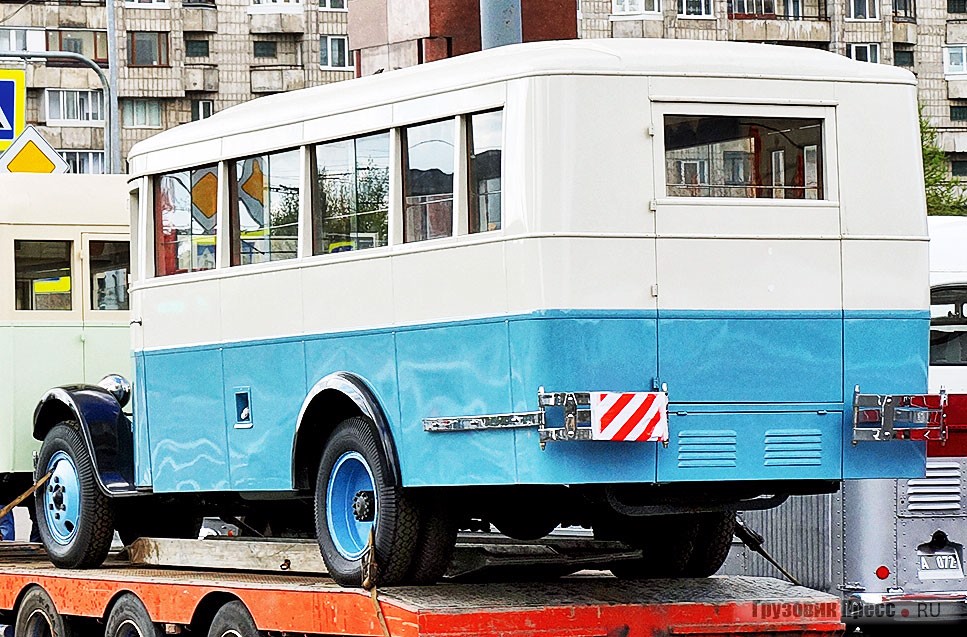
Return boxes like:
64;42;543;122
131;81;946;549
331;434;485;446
30;40;937;586
0;175;131;534
723;215;967;630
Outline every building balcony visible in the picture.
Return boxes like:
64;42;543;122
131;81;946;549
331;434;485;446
249;11;305;34
727;0;829;41
184;1;218;32
184;64;218;92
949;20;967;44
893;20;917;44
250;65;304;93
948;76;967;100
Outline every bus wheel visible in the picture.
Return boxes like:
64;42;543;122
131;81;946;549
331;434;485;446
207;601;261;637
604;514;697;579
35;423;114;569
683;511;736;577
104;593;163;637
314;417;420;587
14;585;72;637
406;494;457;584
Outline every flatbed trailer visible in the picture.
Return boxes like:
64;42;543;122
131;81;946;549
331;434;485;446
0;543;844;637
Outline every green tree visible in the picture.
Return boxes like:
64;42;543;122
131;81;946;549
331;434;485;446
921;110;967;216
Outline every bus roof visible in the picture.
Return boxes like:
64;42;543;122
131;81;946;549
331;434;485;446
129;38;914;162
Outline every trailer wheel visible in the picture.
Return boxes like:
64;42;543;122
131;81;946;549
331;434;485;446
14;585;72;637
683;512;735;577
35;423;114;569
104;594;163;637
207;601;261;637
314;417;420;586
406;494;457;584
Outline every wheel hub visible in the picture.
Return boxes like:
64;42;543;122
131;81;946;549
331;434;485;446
352;490;375;522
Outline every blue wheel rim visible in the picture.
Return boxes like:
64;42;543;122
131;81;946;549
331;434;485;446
44;450;81;545
326;451;377;560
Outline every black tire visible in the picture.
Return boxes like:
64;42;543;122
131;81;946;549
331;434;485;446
314;417;420;587
104;594;163;637
491;516;558;542
683;512;735;577
406;494;457;584
605;514;698;579
207;601;260;637
35;423;114;569
14;586;72;637
114;501;202;546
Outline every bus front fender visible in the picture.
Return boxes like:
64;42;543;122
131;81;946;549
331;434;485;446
32;386;137;496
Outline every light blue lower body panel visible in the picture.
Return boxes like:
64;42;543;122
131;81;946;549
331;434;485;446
133;310;927;492
842;316;929;479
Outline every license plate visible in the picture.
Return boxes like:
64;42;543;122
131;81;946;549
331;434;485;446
918;551;964;579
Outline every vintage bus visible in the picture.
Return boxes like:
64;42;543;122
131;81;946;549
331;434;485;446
31;39;936;586
0;174;130;528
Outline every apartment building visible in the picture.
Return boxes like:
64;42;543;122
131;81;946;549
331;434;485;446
576;0;967;176
0;0;354;172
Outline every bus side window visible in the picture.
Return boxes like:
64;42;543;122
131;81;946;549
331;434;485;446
663;114;823;199
468;110;503;233
232;149;300;266
403;119;456;242
90;241;130;311
14;240;73;311
155;166;218;276
312;131;390;254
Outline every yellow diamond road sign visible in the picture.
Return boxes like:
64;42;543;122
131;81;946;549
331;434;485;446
0;125;69;174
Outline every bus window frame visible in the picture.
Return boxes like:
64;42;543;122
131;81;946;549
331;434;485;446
81;232;131;317
11;232;80;317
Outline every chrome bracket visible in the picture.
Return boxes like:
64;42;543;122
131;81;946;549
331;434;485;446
852;385;947;444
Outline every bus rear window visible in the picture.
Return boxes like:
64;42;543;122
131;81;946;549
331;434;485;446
664;115;823;199
155;166;218;276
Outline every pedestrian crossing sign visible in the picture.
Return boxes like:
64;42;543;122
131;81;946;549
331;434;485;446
0;69;26;151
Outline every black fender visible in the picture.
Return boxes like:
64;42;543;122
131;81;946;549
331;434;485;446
293;372;402;488
33;385;137;496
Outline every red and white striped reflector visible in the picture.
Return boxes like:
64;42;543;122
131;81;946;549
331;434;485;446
590;392;669;442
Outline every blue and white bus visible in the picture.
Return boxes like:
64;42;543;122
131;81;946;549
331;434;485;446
31;39;935;586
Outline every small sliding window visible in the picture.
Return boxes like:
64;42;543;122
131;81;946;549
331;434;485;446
155;166;218;276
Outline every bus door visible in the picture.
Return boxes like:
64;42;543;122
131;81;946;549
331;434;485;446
650;99;843;483
80;233;132;383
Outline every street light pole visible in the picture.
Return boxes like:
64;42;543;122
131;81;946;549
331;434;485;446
0;51;118;173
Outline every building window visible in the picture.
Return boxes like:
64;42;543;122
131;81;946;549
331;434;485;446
678;0;713;16
128;31;169;66
254;40;278;58
231;149;301;266
123;99;163;128
312;131;390;254
953;160;967;177
730;0;776;15
847;43;879;63
185;39;210;57
951;105;967;121
893;0;915;19
46;89;104;125
469;110;503;233
47;30;108;63
946;46;967;74
15;241;72;311
155;166;218;276
89;241;130;311
846;0;878;18
319;0;346;8
613;0;661;13
950;0;967;12
192;99;214;121
895;50;914;67
0;28;42;52
320;36;351;68
664;114;823;199
60;150;104;174
403;119;455;242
